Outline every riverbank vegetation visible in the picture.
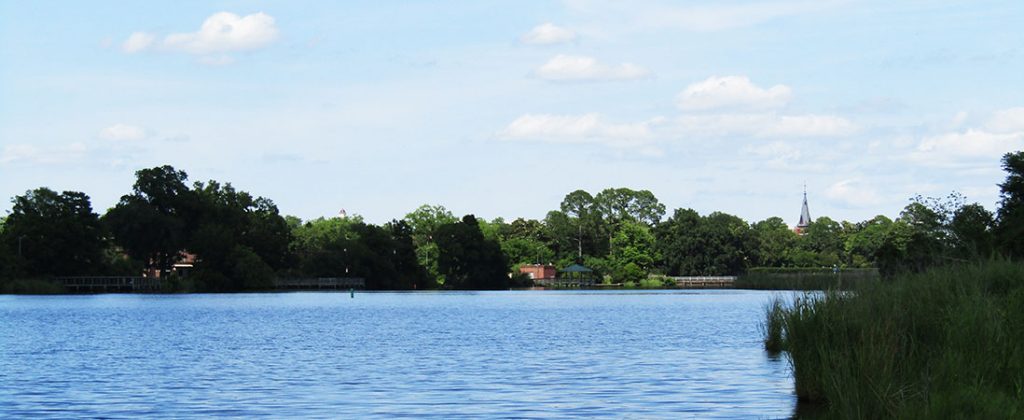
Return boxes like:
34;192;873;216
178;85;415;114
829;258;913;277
763;151;1024;418
766;261;1024;418
2;151;1022;292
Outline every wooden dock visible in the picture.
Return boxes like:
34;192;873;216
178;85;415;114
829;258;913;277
273;277;366;290
53;276;366;292
532;278;598;288
55;276;161;293
669;276;736;289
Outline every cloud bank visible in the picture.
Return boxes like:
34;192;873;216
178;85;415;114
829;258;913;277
120;12;278;62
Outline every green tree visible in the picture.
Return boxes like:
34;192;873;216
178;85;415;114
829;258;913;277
844;215;893;267
609;220;659;283
385;219;432;289
654;208;703;276
435;215;509;289
699;212;755;275
1;188;106;276
593;187;666;227
502;237;555;268
996;151;1024;257
508;218;547;242
404;204;457;284
104;165;193;276
559;190;608;258
543;210;580;261
291;217;426;290
655;209;754;276
185;180;292;290
876;201;948;276
752;217;798;267
950;203;994;260
799;217;844;266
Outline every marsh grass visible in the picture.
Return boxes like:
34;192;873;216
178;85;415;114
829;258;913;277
765;260;1024;418
0;278;66;294
738;268;879;290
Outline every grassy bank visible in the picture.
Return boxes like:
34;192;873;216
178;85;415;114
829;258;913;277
764;261;1024;418
0;278;67;294
738;267;879;290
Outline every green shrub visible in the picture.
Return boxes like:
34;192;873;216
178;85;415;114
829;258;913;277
0;278;66;294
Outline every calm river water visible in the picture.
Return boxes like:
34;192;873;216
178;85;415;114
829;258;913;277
0;290;796;418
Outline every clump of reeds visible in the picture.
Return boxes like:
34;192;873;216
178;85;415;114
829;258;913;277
765;260;1024;418
762;297;787;353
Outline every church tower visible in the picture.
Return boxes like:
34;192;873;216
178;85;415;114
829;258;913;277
795;186;811;235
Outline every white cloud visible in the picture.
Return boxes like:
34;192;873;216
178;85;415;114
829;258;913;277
521;23;577;45
501;113;655;146
535;54;649;81
826;179;882;206
913;129;1024;164
676;113;856;138
985;107;1024;133
677;76;792;111
121;32;155;53
163;12;278;54
99;124;147;141
1;143;87;164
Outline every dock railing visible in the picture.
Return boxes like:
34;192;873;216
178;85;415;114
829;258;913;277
273;277;366;290
54;276;161;293
667;276;737;289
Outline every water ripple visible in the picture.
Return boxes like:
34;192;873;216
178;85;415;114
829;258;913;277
0;291;795;418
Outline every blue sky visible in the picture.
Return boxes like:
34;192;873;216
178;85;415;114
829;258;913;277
2;0;1023;225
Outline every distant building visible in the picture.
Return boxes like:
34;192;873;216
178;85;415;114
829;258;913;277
794;187;812;235
144;252;197;278
519;264;557;280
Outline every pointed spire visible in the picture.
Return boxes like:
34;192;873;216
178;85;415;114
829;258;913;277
798;184;811;228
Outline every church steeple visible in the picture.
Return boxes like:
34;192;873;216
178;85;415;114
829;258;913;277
796;184;811;234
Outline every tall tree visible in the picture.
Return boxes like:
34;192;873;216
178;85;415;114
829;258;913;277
2;188;106;276
800;216;845;265
385;219;432;289
844;215;893;267
435;215;509;289
996;151;1024;257
404;204;457;284
609;220;659;282
698;212;755;275
752;217;798;267
104;165;193;276
654;208;703;276
950;203;995;260
559;190;607;259
594;187;666;227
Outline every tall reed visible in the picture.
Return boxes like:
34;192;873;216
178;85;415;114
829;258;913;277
765;260;1024;418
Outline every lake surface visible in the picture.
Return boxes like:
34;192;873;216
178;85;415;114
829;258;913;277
0;290;795;418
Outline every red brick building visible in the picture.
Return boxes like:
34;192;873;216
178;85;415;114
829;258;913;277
519;264;557;280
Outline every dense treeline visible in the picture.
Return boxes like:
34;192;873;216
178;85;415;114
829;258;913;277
2;151;1023;291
